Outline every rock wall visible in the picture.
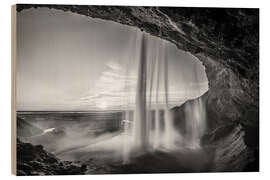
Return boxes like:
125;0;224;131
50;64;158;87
173;93;258;171
201;124;254;172
196;54;259;171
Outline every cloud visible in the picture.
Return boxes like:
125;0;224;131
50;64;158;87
74;61;208;110
75;61;137;109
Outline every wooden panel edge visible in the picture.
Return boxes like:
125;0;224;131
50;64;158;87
11;4;17;176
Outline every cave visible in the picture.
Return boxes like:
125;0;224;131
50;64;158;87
15;5;259;173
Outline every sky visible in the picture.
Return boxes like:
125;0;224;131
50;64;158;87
16;8;208;111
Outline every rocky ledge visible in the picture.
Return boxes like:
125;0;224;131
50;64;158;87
17;139;87;175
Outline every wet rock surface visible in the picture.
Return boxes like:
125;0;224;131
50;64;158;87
174;94;258;172
17;139;87;175
69;147;214;174
201;123;255;172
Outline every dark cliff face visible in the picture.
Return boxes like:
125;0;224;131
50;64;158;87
201;123;255;172
16;5;259;171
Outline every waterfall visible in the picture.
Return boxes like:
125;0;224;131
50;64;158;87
183;60;207;149
162;40;176;150
132;32;178;152
153;40;161;149
184;97;206;149
133;33;149;151
121;31;207;163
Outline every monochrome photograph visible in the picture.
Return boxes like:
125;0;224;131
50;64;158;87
12;4;259;175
